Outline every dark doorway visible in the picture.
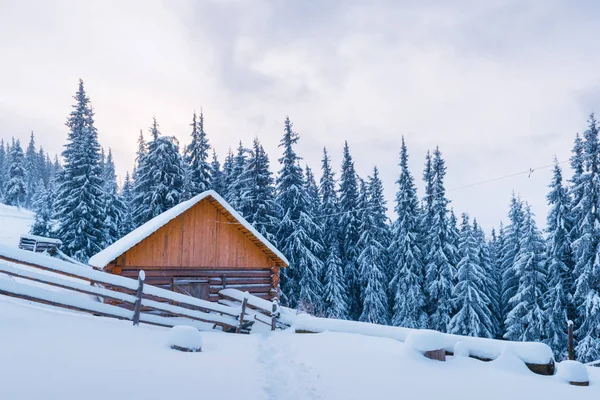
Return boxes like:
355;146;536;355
173;278;210;301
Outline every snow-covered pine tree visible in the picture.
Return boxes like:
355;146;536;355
544;158;574;358
3;139;27;208
448;213;493;337
133;119;186;225
500;193;524;328
102;149;126;246
275;117;323;310
30;179;53;237
389;137;427;328
504;204;547;342
0;139;5;199
24;131;40;208
472;219;502;338
132;130;147;183
53;80;106;261
320;147;349;319
221;149;235;203
489;225;506;338
338;141;362;320
569;133;585;243
209;149;225;196
572;114;600;362
357;167;390;324
322;235;348;319
228;142;248;211
119;171;135;237
184;111;211;197
237;138;279;244
37;147;50;187
424;147;457;332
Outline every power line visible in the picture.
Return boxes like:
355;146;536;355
209;159;569;227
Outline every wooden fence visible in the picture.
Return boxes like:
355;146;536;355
0;245;283;333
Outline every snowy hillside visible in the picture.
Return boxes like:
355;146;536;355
0;298;597;399
0;204;34;247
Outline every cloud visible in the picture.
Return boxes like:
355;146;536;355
1;0;599;231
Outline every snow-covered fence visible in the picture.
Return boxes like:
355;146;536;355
219;288;293;330
0;244;255;332
292;314;556;375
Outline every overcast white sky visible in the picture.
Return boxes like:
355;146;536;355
1;0;599;232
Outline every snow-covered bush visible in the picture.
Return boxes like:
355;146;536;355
167;325;203;352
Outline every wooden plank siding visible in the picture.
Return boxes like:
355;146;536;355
103;197;283;303
109;199;278;269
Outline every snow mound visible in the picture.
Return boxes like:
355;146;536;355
167;325;203;352
405;330;445;352
557;360;589;384
454;341;470;357
490;347;531;374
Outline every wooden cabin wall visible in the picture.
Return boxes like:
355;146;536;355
116;199;277;269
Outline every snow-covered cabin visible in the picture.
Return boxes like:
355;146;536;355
89;190;288;302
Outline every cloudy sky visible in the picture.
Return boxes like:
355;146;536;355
1;0;599;231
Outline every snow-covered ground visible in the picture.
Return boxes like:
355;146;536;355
0;202;599;399
0;204;34;247
0;297;598;399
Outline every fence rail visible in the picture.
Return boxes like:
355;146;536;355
0;244;268;333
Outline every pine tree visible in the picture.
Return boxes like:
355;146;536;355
504;204;547;342
209;149;224;196
544;159;574;358
4;139;27;208
0;139;6;199
221;149;235;203
24;131;39;208
229;142;248;210
489;226;505;338
424;147;457;332
322;236;348;319
37;147;50;187
473;219;502;338
320;148;349;319
569;133;585;243
102;149;126;245
132;119;186;225
357;167;390;324
120;171;135;237
185;111;211;196
389;137;427;328
572;114;600;362
338;141;362;320
448;213;493;337
53;80;106;261
500;193;525;328
237;138;279;243
275;117;323;310
30;179;53;237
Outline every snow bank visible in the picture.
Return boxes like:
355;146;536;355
0;204;35;247
454;341;470;357
167;325;203;352
557;361;589;384
89;190;289;268
293;314;554;365
405;330;445;352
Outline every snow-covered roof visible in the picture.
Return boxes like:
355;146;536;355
89;190;289;269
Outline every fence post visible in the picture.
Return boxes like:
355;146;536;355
568;320;574;360
271;300;279;331
236;295;249;334
132;270;145;326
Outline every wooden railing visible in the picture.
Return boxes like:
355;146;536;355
0;245;261;333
